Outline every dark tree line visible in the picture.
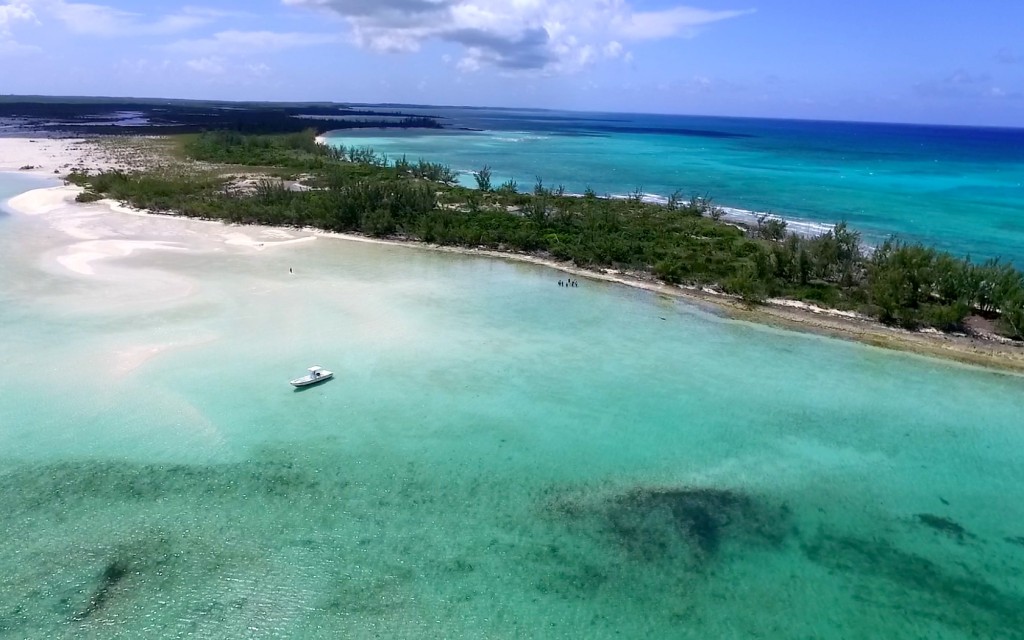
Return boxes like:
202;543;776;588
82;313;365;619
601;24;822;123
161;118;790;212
0;99;444;136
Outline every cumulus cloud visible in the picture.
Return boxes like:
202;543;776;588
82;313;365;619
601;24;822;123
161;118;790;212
114;57;172;74
183;57;280;87
945;69;990;86
0;0;38;54
609;6;752;40
1;1;34;35
283;0;752;72
166;30;339;56
58;2;215;36
0;38;36;54
0;0;33;47
186;56;226;74
247;62;271;77
603;40;623;58
116;55;273;83
4;1;227;37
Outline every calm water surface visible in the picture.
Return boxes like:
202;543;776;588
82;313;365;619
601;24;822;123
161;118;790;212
2;173;1024;638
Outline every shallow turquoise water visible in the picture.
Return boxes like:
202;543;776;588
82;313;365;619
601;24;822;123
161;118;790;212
325;109;1024;263
0;172;50;206
3;175;1024;637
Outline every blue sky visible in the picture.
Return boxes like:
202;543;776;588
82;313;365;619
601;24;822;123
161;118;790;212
1;0;1022;126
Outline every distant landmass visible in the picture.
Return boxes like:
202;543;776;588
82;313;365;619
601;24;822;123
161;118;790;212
0;96;444;136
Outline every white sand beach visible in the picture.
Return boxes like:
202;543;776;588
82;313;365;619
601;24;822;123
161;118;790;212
5;184;319;275
1;178;323;381
0;136;102;176
0;134;178;177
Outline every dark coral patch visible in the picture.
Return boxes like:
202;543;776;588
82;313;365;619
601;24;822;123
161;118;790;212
551;486;791;565
803;534;1024;634
916;513;973;541
73;559;130;622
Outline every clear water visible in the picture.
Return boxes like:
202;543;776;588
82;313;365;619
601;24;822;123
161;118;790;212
0;172;50;210
3;173;1024;638
324;108;1024;263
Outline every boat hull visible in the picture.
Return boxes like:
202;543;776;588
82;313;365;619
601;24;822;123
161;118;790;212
290;372;334;387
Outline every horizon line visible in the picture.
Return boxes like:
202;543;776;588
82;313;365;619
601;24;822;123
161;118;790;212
3;93;1023;132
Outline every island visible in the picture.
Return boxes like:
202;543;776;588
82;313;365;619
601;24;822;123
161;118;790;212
3;99;1023;373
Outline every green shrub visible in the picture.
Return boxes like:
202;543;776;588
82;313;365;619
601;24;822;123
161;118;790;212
75;191;103;203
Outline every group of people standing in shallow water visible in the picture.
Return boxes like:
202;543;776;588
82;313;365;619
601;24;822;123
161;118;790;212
558;278;579;288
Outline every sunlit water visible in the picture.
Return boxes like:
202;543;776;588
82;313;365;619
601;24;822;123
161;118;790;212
2;174;1024;638
324;108;1024;263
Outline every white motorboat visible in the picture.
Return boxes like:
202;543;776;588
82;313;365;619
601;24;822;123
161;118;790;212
290;366;334;387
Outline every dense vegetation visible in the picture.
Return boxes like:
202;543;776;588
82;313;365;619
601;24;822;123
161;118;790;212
0;98;442;135
67;130;1024;340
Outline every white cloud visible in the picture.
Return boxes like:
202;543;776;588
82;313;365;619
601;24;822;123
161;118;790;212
610;6;751;40
186;56;226;74
6;1;226;37
51;1;219;36
945;69;989;86
115;57;172;74
182;57;281;88
121;55;275;81
165;29;339;56
0;38;37;54
282;0;752;73
1;1;34;36
0;0;37;55
247;62;271;77
0;0;33;51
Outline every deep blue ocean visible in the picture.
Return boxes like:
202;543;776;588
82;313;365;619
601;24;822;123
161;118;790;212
326;107;1024;264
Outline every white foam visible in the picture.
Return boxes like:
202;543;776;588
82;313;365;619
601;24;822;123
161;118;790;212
600;190;834;238
717;206;836;238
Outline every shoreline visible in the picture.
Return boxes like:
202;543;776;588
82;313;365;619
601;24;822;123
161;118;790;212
317;131;838;239
350;237;1024;374
4;136;1024;375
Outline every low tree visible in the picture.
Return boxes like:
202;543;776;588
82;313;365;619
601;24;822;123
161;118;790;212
1001;294;1024;339
394;155;411;175
474;165;492;192
667;190;683;211
756;213;788;242
530;178;549;224
496;179;518;195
